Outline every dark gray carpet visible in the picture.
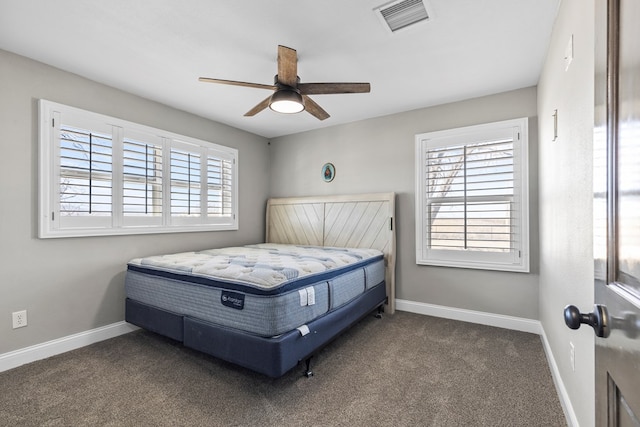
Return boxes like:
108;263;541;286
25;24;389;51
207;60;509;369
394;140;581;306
0;312;566;426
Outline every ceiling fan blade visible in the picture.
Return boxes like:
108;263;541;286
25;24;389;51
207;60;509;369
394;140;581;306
244;95;272;117
277;45;298;87
199;77;275;91
298;82;371;95
302;95;330;121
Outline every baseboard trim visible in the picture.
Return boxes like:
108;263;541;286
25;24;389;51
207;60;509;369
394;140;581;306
540;327;579;427
395;299;542;334
0;321;138;373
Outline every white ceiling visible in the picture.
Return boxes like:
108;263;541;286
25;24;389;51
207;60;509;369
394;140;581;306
0;0;559;138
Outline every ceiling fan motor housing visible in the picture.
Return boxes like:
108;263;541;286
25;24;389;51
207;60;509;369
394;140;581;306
274;75;300;87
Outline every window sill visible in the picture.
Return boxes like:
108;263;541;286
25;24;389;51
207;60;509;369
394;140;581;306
416;258;530;273
38;223;239;239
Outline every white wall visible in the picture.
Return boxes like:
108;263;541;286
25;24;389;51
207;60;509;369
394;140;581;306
0;49;270;354
269;87;540;320
537;0;595;426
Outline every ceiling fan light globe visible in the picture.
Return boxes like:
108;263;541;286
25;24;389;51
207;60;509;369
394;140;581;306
270;100;304;114
269;89;304;114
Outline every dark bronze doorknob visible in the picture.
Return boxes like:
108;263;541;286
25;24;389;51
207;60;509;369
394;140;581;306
564;304;610;338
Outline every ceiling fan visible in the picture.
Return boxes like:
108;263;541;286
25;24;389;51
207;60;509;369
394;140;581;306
199;45;371;121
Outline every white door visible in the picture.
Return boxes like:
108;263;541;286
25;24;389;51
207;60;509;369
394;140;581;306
565;0;640;425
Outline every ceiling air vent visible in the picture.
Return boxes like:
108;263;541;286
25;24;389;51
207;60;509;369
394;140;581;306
375;0;431;33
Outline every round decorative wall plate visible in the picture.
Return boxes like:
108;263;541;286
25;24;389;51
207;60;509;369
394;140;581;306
321;163;335;182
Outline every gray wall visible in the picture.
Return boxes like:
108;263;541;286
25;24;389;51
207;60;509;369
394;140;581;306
2;12;597;422
269;87;540;320
538;1;595;426
0;49;270;354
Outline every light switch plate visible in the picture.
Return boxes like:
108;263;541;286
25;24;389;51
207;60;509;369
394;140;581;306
565;34;574;71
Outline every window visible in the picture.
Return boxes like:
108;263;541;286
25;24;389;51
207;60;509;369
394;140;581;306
39;100;238;238
415;118;529;272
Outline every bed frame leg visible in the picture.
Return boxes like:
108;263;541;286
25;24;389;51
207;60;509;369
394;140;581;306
303;357;314;378
374;304;384;319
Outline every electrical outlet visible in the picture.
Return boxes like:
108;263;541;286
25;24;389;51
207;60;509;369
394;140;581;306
569;341;575;372
12;310;27;329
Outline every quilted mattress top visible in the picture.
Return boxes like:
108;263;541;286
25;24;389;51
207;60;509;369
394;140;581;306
127;243;384;295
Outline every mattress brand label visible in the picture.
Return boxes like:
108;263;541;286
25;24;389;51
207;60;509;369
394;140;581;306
221;291;245;310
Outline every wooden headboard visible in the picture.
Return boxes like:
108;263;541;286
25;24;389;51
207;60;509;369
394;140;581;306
265;193;396;313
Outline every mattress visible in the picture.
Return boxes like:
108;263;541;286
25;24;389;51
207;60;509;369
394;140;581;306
125;244;385;337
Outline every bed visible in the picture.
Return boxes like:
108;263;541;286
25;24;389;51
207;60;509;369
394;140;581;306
124;192;396;378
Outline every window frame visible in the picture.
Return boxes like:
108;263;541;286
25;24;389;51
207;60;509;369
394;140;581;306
39;99;238;238
415;118;530;273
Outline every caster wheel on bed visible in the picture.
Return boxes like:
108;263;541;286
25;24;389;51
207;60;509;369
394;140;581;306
304;370;314;378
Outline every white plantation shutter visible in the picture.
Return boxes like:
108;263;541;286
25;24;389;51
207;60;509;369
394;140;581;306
207;154;234;218
39;100;238;238
55;121;114;232
415;118;529;272
170;147;202;218
427;138;515;251
122;136;163;224
59;125;113;217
